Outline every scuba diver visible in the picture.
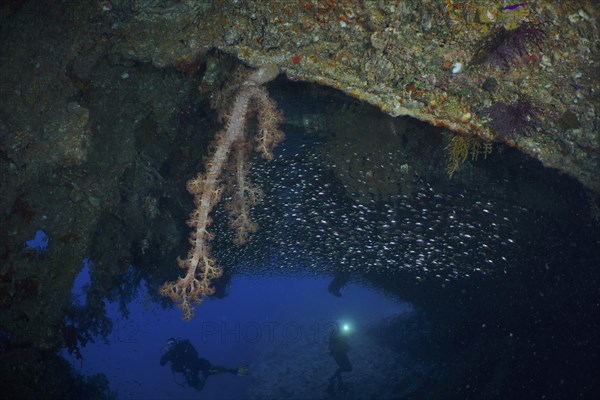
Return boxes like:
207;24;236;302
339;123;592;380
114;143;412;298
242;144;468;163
160;337;249;392
326;325;353;396
327;272;351;297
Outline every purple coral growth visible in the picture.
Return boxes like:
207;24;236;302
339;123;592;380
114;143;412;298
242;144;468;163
486;97;541;140
504;3;525;11
476;21;547;69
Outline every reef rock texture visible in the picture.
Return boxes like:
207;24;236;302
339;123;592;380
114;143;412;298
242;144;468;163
110;0;600;193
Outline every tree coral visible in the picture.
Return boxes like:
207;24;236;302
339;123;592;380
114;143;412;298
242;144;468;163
160;64;284;320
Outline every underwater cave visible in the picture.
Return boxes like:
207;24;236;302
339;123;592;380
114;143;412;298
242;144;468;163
1;2;599;400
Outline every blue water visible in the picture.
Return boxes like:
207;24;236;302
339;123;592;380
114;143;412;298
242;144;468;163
24;230;48;251
62;270;407;399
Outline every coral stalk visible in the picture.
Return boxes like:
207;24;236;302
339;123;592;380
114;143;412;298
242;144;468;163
160;64;283;320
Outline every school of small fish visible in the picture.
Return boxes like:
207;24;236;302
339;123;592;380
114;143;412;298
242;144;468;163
215;133;526;282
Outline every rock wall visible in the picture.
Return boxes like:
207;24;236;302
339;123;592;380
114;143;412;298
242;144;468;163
111;0;599;192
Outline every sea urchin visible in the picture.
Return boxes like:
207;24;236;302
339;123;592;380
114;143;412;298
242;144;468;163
485;97;542;140
473;21;547;69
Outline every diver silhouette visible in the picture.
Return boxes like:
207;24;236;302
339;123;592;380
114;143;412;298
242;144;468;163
160;337;248;391
326;326;352;396
327;272;351;297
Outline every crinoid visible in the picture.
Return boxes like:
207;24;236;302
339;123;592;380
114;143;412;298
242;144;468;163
472;21;547;69
485;96;542;140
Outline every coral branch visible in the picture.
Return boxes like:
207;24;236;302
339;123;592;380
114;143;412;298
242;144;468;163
160;64;283;320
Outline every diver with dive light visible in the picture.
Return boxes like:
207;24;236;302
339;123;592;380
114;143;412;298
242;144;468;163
326;322;353;396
